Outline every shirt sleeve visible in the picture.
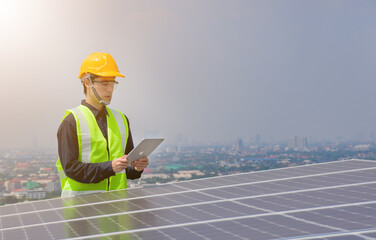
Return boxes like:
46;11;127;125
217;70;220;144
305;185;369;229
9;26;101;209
126;166;143;179
57;113;115;184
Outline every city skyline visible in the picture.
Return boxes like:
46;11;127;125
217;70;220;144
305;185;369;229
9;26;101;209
0;1;375;148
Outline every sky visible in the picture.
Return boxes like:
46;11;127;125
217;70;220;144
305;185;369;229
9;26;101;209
0;0;375;149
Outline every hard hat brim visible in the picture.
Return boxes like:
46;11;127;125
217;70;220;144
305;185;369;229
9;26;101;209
97;71;125;78
78;71;125;79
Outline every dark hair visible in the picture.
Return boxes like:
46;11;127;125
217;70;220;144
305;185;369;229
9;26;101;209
82;73;99;95
83;82;87;95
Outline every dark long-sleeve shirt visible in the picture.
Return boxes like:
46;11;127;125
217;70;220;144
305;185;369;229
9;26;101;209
57;100;142;183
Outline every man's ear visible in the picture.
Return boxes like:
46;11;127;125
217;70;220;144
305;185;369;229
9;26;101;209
83;78;90;88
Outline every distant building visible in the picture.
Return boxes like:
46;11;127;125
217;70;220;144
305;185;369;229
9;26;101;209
236;138;243;152
173;170;204;179
5;180;22;191
273;145;281;151
26;189;46;199
0;182;5;192
46;181;61;193
11;189;46;200
166;145;178;153
256;134;261;145
26;181;39;190
14;162;31;171
286;136;309;151
353;144;370;151
142;173;170;179
11;189;27;199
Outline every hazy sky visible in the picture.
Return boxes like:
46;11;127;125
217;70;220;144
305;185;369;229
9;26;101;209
0;0;375;148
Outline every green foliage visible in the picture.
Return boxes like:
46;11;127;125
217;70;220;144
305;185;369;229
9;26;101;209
45;191;61;199
3;195;22;204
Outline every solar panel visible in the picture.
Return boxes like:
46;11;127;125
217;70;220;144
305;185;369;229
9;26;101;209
1;159;376;239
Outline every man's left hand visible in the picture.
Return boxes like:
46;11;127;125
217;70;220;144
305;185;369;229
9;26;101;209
132;157;149;171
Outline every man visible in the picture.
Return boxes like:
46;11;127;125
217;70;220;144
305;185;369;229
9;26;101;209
56;52;148;198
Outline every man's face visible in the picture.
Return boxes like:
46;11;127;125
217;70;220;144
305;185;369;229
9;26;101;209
85;76;118;103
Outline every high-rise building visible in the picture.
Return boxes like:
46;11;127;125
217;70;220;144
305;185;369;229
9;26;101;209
256;134;261;145
286;136;308;151
236;138;243;152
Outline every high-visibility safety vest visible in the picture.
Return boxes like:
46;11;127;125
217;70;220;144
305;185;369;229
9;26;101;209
56;105;129;198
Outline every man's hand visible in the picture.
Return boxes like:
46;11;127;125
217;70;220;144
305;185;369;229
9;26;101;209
112;156;128;173
131;157;149;171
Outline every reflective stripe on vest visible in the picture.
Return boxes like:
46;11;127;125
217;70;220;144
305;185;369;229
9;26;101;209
56;105;129;198
111;109;127;154
74;107;91;163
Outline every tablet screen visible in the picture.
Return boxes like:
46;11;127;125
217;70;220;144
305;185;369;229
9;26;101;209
126;138;164;163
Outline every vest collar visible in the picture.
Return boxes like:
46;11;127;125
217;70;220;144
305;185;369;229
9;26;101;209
81;100;109;118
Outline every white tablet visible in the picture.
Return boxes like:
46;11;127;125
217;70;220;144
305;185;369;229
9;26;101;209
126;138;164;164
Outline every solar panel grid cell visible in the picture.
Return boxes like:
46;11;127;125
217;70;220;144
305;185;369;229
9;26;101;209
19;212;43;226
169;191;219;204
0;204;16;215
326;236;365;240
159;226;209;240
47;198;65;208
212;220;277;240
62;196;87;206
169;181;202;190
31;199;53;211
67;219;102;237
134;229;175;240
47;221;78;238
290;209;367;231
364;231;376;238
241;217;305;238
356;169;376;179
185;223;246;240
38;209;63;222
15;203;34;213
2;228;27;240
201;188;243;199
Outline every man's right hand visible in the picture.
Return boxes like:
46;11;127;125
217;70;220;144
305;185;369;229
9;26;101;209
112;155;128;173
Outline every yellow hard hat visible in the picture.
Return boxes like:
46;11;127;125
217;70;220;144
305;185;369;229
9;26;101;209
78;52;125;79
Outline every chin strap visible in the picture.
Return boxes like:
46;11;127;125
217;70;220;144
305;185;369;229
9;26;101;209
85;74;110;105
